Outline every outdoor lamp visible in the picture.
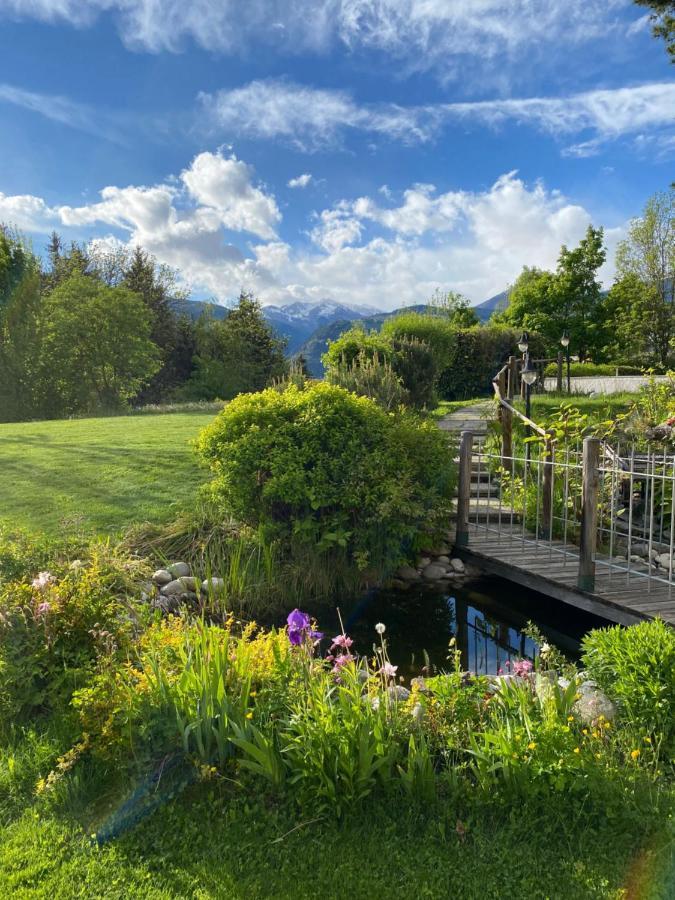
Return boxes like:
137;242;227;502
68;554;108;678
521;364;537;386
518;332;529;353
560;331;570;348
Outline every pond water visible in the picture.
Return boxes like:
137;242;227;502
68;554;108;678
306;577;611;679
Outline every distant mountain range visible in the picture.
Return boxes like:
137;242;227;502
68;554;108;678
175;291;511;376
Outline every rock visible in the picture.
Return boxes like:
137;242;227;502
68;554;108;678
201;577;226;594
178;576;199;592
417;557;432;569
395;565;422;582
411;702;425;724
161;579;186;596
183;591;199;604
422;563;447;581
449;558;466;573
152;569;172;586
167;561;191;578
628;542;649;558
388;685;410;702
390;578;410;591
573;688;617;725
629;555;644;563
152;594;180;614
656;553;673;571
436;555;451;564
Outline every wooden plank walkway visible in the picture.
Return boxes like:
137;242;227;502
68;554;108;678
455;522;675;626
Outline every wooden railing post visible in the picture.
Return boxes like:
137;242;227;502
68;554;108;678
507;355;517;401
578;437;601;592
456;431;474;547
541;430;555;539
556;352;563;393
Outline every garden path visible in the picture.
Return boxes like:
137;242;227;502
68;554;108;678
437;400;493;436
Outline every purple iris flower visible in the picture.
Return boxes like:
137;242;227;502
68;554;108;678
288;628;305;646
309;630;324;642
287;609;310;631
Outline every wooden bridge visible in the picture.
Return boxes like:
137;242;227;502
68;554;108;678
449;361;675;627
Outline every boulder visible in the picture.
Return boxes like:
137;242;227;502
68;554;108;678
417;557;432;569
436;555;451;564
422;563;447;581
167;561;191;578
656;553;673;571
152;569;172;586
161;579;186;596
573;688;617;725
449;558;466;574
395;565;422;582
176;576;199;592
152;594;180;614
201;577;226;594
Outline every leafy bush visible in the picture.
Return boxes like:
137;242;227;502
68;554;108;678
382;314;546;400
581;619;675;752
323;328;437;409
326;351;408;410
196;383;454;579
0;545;148;725
543;362;643;377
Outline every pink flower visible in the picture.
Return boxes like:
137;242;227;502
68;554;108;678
35;601;51;618
332;653;355;670
331;634;353;650
512;659;533;677
380;662;398;679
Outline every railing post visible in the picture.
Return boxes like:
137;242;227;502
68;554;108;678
578;436;601;592
556;352;563;393
541;430;555;539
456;431;474;547
507;355;517;401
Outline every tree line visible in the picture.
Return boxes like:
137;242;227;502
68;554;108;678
495;188;675;368
0;231;287;422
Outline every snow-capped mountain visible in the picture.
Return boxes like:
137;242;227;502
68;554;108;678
261;300;381;352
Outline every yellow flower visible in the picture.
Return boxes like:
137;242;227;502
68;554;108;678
573;747;580;754
567;715;574;722
250;691;257;698
527;742;536;750
246;712;253;720
631;749;640;760
582;729;588;736
643;736;652;744
602;720;611;729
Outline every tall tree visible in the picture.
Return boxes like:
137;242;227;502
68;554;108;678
636;1;675;61
186;292;287;400
611;188;675;367
428;289;480;327
40;274;160;416
496;227;607;360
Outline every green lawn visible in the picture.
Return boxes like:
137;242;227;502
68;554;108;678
0;413;216;537
0;787;671;899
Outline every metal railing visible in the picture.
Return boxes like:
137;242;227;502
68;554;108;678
457;430;675;596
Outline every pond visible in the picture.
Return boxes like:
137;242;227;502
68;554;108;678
307;577;612;679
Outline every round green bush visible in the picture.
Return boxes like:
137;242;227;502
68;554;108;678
196;383;454;573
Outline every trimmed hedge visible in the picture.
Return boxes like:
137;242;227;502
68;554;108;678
543;362;644;377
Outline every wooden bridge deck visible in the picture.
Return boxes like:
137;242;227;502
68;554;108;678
454;522;675;627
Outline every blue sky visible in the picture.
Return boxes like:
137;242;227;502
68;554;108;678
0;1;673;309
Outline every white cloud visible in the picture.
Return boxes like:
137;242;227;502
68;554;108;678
198;78;675;155
287;173;313;189
0;82;125;141
0;161;624;308
0;1;623;81
199;79;435;150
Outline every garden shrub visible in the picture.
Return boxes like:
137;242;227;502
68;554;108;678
543;362;644;377
323;328;437;409
196;383;454;580
382;314;546;400
326;351;409;411
581;619;675;753
0;544;149;725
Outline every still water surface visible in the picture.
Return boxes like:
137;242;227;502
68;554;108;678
307;577;611;678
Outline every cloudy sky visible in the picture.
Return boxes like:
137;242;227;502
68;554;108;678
0;1;673;309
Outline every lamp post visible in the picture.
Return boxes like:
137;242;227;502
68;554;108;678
560;330;571;394
521;358;538;461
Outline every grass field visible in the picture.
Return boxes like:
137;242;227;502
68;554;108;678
0;413;216;537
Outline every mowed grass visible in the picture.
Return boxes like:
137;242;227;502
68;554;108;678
0;413;216;537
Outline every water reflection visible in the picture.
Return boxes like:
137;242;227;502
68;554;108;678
311;576;610;678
